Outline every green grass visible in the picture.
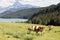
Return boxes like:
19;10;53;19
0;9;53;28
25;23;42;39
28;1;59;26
0;22;60;40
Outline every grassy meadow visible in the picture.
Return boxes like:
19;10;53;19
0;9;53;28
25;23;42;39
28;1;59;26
0;22;60;40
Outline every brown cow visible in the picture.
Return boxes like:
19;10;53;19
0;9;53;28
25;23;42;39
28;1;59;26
48;25;54;31
28;25;45;36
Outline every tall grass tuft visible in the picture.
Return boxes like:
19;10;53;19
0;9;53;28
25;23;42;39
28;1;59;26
24;35;33;40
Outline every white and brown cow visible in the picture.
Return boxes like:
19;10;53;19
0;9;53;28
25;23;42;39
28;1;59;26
28;25;45;35
48;25;54;31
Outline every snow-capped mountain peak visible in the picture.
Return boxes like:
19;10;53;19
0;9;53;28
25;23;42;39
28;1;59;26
0;0;39;13
0;0;60;13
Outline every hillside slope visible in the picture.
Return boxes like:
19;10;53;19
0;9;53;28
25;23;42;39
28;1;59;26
28;3;60;25
0;8;40;19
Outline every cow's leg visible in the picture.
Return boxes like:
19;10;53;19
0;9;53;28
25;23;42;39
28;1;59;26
27;30;32;34
41;31;45;36
49;29;52;32
41;32;43;36
36;31;38;34
36;31;39;36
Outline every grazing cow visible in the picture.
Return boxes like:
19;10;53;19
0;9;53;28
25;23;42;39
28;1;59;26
28;25;45;36
48;25;54;31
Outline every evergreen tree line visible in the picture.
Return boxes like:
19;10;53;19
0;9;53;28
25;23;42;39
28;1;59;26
28;3;60;26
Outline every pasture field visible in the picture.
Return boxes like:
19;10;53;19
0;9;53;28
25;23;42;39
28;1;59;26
0;22;60;40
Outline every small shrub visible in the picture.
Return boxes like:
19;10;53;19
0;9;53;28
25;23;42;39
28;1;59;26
24;36;33;40
7;36;10;38
5;32;13;35
13;34;20;38
6;32;21;38
27;31;31;34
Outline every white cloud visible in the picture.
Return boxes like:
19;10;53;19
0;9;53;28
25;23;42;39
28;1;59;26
19;0;60;7
0;0;16;7
0;0;60;8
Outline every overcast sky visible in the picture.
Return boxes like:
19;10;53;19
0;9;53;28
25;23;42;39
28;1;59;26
0;0;60;7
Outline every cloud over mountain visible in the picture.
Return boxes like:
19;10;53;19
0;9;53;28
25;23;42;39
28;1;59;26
0;0;16;7
0;0;60;8
0;0;60;13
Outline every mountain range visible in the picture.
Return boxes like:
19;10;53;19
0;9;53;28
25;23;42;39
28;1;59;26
0;0;40;19
0;8;40;19
0;0;59;19
0;0;39;13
